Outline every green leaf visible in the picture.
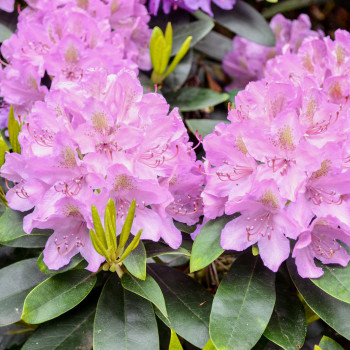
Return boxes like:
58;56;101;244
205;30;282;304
8;105;21;154
121;273;168;319
22;270;97;324
94;274;159;350
37;253;85;275
171;20;214;56
0;258;47;326
310;261;350;304
0;133;9;168
164;49;193;90
262;0;329;19
21;303;95;350
318;336;344;350
123;240;147;280
190;214;237;272
210;251;276;350
148;264;212;348
164;87;229;112
91;205;107;248
119;199;136;249
212;0;276;46
263;272;306;350
195;31;232;62
0;23;12;43
186;119;229;139
105;199;117;252
0;208;50;248
287;259;350;341
144;241;190;258
169;329;183;350
203;339;217;350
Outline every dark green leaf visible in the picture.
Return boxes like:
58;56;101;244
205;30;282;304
318;336;344;350
0;209;50;248
0;258;47;326
164;50;193;90
164;87;229;112
262;0;329;19
37;253;86;275
310;261;350;303
186;119;229;139
263;272;306;350
213;0;275;46
144;241;190;258
121;273;168;319
123;240;147;280
22;270;96;324
94;274;159;350
190;214;237;272
287;259;350;340
210;252;276;350
195;31;232;62
21;303;95;350
172;20;214;56
148;264;212;348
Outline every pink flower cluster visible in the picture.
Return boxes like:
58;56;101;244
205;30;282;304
2;69;204;271
149;0;235;17
223;14;323;90
0;0;151;116
202;29;350;278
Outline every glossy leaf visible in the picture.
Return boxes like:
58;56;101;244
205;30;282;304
164;87;229;112
172;20;214;56
262;0;329;19
123;240;147;280
210;252;276;350
190;214;237;272
212;0;275;46
263;272;306;350
195;31;232;61
22;270;96;324
21;303;95;350
318;336;344;350
287;259;350;340
310;261;350;303
148;264;212;348
186;119;229;139
8;105;21;154
37;253;85;275
0;258;47;326
122;273;168;319
94;274;159;350
0;208;50;248
169;329;183;350
0;23;12;43
144;241;190;258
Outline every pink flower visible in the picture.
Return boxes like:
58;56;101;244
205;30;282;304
0;0;14;12
293;217;350;278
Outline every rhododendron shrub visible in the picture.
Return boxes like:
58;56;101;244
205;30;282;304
2;69;203;271
202;29;350;278
1;1;350;350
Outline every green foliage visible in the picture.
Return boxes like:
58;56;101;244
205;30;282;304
288;259;350;341
94;274;159;350
8;106;21;154
190;215;238;272
163;87;229;112
148;264;212;348
169;329;183;350
121;273;168;319
0;259;47;326
318;336;344;350
21;303;95;350
186;119;229;138
22;270;97;324
37;253;85;275
263;272;306;350
210;251;276;350
123;240;147;280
